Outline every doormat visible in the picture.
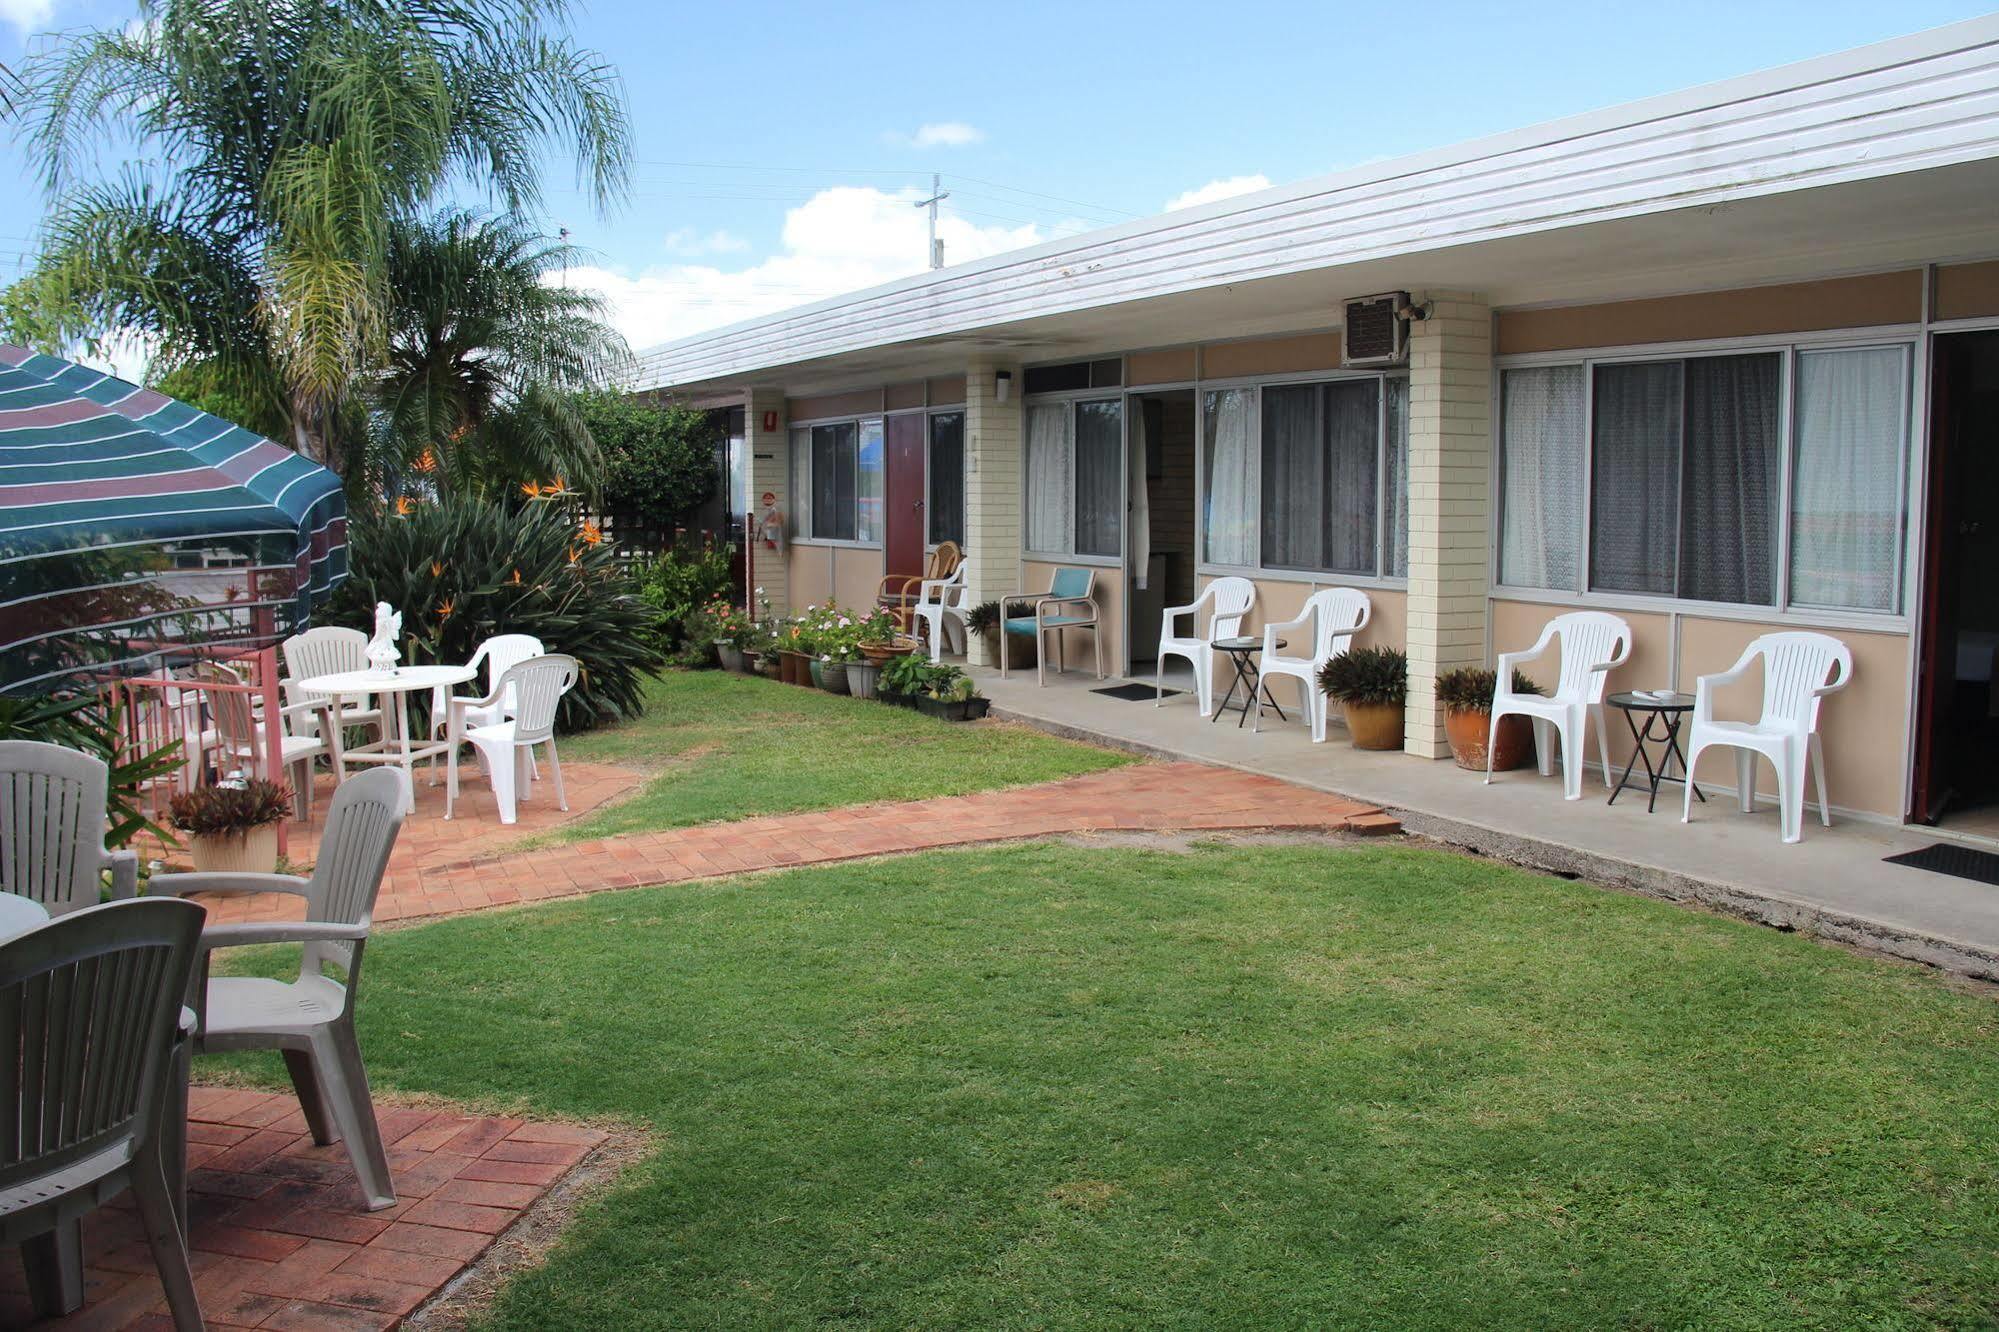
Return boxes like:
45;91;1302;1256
1884;842;1999;886
1093;683;1177;702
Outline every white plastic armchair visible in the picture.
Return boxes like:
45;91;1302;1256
446;654;579;824
0;740;140;912
1256;589;1372;742
1156;577;1255;717
430;633;545;743
1682;632;1854;843
152;766;408;1211
196;662;330;820
911;560;970;664
282;627;382;745
1485;611;1632;800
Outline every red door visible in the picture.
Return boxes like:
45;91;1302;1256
884;414;927;581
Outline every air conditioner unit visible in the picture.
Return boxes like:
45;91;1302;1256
1342;292;1410;367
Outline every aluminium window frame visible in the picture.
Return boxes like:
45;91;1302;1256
924;405;968;550
1019;387;1125;566
1490;324;1919;630
788;412;886;550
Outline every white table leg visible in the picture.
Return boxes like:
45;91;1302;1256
392;692;416;814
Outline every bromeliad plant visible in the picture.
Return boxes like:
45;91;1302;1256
166;778;292;837
1317;646;1409;751
1435;667;1543;714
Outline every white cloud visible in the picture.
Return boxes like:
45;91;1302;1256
1;0;56;35
1163;174;1272;212
894;121;985;149
574;186;1046;353
660;227;750;257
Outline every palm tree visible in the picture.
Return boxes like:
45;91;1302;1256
368;210;630;499
5;0;629;480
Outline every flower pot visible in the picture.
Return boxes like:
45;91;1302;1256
975;632;1037;671
1445;708;1535;772
1340;699;1405;750
878;689;919;710
847;661;881;700
808;657;826;689
820;660;851;695
716;642;746;673
861;640;915;664
915;695;990;722
781;649;812;686
753;652;780;678
188;824;280;874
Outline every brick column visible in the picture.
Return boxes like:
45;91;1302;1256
962;359;1023;667
1403;294;1493;758
744;386;790;616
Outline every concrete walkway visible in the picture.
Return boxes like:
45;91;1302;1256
976;664;1999;980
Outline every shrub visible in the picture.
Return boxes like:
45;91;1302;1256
637;537;734;647
0;692;184;846
880;655;976;699
1317;646;1408;706
333;497;664;731
168;779;292;835
585;393;718;528
1435;666;1543;714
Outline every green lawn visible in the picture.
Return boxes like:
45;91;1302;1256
549;669;1132;838
227;842;1999;1329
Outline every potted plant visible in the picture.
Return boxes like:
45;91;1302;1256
1436;667;1542;772
880;657;991;721
1317;646;1408;750
168;776;293;873
701;597;751;673
846;607;897;698
780;612;815;686
968;600;1036;671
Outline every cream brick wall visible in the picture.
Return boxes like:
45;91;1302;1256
745;386;790;616
1403;294;1493;758
962;360;1023;667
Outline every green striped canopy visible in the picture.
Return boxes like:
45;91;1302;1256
0;344;347;693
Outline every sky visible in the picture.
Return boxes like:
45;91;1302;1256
1;0;1996;370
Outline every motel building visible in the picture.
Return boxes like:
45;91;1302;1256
634;17;1999;851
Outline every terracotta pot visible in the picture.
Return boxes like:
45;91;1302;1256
781;649;812;686
860;642;910;664
1445;709;1535;772
1341;699;1406;751
189;824;280;874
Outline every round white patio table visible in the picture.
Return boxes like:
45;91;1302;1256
298;664;476;814
0;891;50;941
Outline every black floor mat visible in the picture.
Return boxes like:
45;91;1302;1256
1093;683;1177;702
1884;842;1999;885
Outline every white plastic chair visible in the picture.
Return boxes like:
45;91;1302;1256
197;662;330;820
431;633;546;741
153;767;409;1211
1156;577;1256;717
282;627;383;745
1255;589;1372;742
0;897;208;1328
1485;611;1632;800
0;740;140;911
912;561;970;664
446;655;579;824
1682;632;1854;844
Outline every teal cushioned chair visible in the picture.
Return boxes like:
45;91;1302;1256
1001;566;1103;686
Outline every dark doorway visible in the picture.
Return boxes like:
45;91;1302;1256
1125;389;1198;676
1914;330;1999;829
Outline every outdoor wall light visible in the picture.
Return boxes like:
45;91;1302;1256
995;369;1013;403
1395;298;1433;323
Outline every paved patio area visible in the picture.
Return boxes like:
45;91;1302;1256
976;663;1999;979
194;762;1398;928
5;1089;607;1331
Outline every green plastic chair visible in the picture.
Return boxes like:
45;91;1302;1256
1000;567;1103;686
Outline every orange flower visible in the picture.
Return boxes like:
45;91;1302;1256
436;598;454;620
430;560;444;577
394;495;416;517
567;546;581;565
521;480;542;499
551;475;568;492
413;448;437;474
579;519;603;546
508;568;523;586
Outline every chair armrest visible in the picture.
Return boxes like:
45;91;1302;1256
1263;611;1313;657
150;870;312;900
999;592;1045;615
105;849;139;901
1493;644;1549;697
198;920;369;951
1037;597;1096;625
1691;653;1756;724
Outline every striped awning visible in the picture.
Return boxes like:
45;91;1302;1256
0;344;348;693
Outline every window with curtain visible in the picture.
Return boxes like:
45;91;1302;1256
788;427;810;537
1074;400;1122;557
1260;381;1379;574
796;419;884;543
1790;346;1907;611
855;418;884;544
928;412;965;546
1025;397;1123;556
808;423;856;541
1025;401;1073;553
1497;343;1905;614
1203;388;1256;566
1384;377;1409;577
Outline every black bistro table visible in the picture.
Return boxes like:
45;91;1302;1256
1211;636;1287;728
1606;690;1706;813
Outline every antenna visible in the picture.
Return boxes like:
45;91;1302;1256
558;226;571;287
913;173;948;269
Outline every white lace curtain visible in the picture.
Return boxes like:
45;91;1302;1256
1074;400;1122;557
1791;346;1906;611
1499;365;1586;590
1025;401;1073;554
1203;388;1255;566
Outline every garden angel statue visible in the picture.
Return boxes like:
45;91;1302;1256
365;602;403;675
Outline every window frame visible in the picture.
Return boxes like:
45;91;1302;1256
925;407;966;549
1491;326;1918;628
1019;388;1125;566
1191;369;1411;588
788;413;886;550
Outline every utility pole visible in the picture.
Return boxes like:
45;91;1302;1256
913;173;948;269
558;227;570;287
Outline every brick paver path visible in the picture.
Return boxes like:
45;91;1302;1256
198;761;1398;928
5;1088;606;1331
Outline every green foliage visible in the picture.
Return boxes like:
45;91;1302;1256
636;538;734;648
967;599;1002;639
167;778;292;835
879;654;974;699
332;497;663;731
1317;645;1408;706
0;691;184;847
1436;666;1543;713
150;360;289;441
587;394;719;526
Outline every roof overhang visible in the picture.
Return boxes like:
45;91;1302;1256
635;15;1999;398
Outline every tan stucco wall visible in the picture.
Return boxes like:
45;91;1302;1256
927;375;967;406
1936;260;1999;321
784;543;886;613
1200;333;1342;379
1495;271;1922;355
1488;598;1908;818
885;381;926;411
1020;559;1121;676
788;543;833;607
787;388;882;421
1128;348;1197;385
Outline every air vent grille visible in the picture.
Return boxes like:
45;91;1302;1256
1342;293;1409;367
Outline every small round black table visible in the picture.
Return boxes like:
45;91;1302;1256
1211;636;1287;728
1606;691;1706;813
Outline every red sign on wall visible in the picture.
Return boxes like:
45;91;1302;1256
762;410;778;432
